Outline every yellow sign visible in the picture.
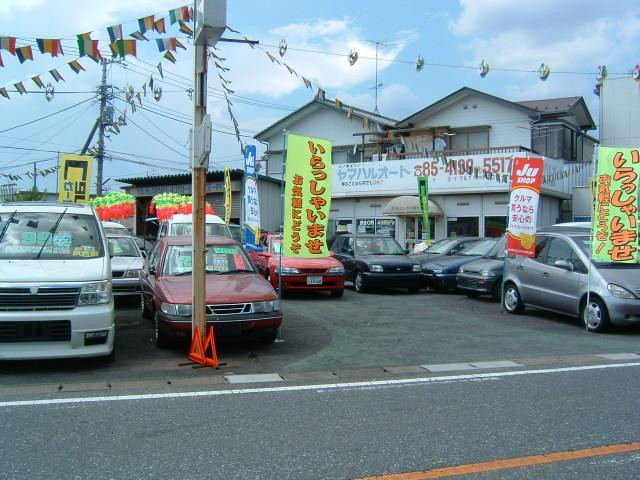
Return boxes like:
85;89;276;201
224;166;232;224
58;154;93;204
283;133;332;258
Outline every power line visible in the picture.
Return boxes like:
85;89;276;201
0;96;96;134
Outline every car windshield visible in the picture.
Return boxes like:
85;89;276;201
162;244;253;276
270;239;283;254
170;223;230;237
425;239;459;254
460;238;498;256
103;226;127;235
108;237;140;257
0;211;103;260
571;235;638;268
486;237;507;259
355;237;405;255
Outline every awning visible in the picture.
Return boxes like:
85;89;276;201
382;195;443;217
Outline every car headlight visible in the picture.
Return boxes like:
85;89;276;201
370;264;383;272
432;268;443;274
328;266;344;274
412;264;421;272
160;302;192;316
252;300;280;313
123;269;142;278
278;267;299;274
458;266;465;274
78;281;111;305
607;283;636;299
481;270;496;277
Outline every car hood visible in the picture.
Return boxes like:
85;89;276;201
597;265;640;293
0;257;108;283
459;257;504;274
158;273;277;304
422;255;482;273
270;255;343;269
357;254;419;266
111;256;144;272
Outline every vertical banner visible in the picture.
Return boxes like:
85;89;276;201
243;145;261;246
592;147;640;263
58;154;93;204
417;175;430;243
507;157;544;256
283;133;332;258
224;166;232;224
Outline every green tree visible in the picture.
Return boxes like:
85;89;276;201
11;187;47;202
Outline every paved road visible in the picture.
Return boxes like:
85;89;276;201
2;361;640;479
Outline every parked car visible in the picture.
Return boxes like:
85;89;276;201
456;236;506;301
411;237;484;258
107;235;144;299
102;221;129;236
331;234;423;293
228;224;244;243
140;235;282;347
156;213;232;240
250;234;345;297
502;225;640;332
0;202;114;360
421;238;500;291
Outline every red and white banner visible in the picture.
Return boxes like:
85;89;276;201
507;157;544;257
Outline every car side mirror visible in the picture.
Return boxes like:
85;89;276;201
148;266;156;276
141;250;147;258
554;259;573;271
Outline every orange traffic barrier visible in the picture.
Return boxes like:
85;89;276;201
188;325;205;364
188;325;220;368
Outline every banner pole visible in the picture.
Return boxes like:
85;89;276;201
585;146;598;332
276;130;287;342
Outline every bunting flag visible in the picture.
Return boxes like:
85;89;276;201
154;18;166;33
130;31;149;41
178;20;193;36
315;88;325;101
157;62;163;77
138;15;155;34
284;63;297;76
148;75;154;90
14;82;26;95
77;36;101;60
110;40;137;58
32;75;44;89
142;83;147;96
36;38;64;57
362;116;369;129
347;108;353;119
0;36;16;55
156;38;177;52
176;39;186;50
335;98;342;110
50;68;64;82
15;46;33;63
107;24;123;43
266;51;280;65
169;6;191;24
68;59;85;73
163;50;176;63
0;52;3;68
136;92;142;106
302;76;312;88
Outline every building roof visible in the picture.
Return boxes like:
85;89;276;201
254;98;397;141
116;169;282;187
516;96;596;130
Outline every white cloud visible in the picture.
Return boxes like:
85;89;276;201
0;0;44;14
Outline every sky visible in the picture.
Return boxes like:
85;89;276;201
0;0;638;194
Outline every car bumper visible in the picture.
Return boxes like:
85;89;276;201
278;273;344;291
422;272;457;290
603;296;640;326
112;278;142;296
0;303;115;360
362;272;424;288
157;311;283;337
456;273;500;294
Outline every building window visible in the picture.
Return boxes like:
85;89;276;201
451;130;489;152
447;217;479;236
356;218;376;234
406;217;436;249
532;124;583;161
375;218;396;237
484;216;507;237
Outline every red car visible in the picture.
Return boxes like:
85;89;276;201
250;234;345;297
141;236;282;347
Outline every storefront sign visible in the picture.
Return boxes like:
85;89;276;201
58;154;93;204
356;218;375;234
283;134;332;257
417;176;429;242
243;145;260;245
224;166;232;224
593;147;639;263
333;153;563;196
375;218;396;237
507;157;544;257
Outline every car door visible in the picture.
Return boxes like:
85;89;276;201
252;237;270;274
516;236;551;306
334;237;357;280
141;242;161;308
538;237;588;314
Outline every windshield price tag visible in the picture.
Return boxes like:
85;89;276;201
212;247;237;254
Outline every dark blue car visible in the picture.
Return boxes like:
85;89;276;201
456;237;506;301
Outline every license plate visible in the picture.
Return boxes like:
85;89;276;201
307;276;323;285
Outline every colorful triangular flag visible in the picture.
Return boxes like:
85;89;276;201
36;38;64;57
153;18;166;34
32;75;44;89
157;62;163;78
138;15;155;34
68;60;85;74
0;52;3;68
130;31;149;41
15;45;33;63
163;51;177;63
107;24;123;43
50;68;64;82
178;20;193;36
14;82;26;95
302;76;312;89
0;36;16;55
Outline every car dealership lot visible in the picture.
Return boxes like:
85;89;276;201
1;289;639;397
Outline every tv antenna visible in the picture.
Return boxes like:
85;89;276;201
366;39;389;114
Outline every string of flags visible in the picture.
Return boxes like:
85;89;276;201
0;166;59;182
208;45;243;152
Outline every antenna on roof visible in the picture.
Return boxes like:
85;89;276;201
366;39;389;114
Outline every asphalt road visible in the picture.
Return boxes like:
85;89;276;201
2;362;640;479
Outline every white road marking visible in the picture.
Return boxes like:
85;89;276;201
2;361;639;408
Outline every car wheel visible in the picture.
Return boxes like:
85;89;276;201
581;296;610;333
503;283;524;314
154;313;172;349
354;271;367;293
141;295;153;320
492;282;502;303
331;289;344;298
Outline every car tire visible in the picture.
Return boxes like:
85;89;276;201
581;296;610;333
492;282;502;303
354;271;367;293
141;295;153;320
331;289;344;298
154;313;172;349
503;282;524;314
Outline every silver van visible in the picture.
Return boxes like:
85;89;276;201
502;225;640;332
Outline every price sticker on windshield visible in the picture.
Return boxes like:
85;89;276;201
212;247;238;254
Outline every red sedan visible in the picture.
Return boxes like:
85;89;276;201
250;234;345;297
141;236;282;347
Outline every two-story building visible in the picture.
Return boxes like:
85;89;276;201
255;87;598;249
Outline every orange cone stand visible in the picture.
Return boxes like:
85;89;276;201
188;325;220;368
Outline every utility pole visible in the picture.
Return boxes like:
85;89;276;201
96;59;108;196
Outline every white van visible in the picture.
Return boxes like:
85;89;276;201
157;213;233;239
0;202;115;360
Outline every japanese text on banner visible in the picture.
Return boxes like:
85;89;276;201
243;145;261;245
593;147;640;263
507;157;544;257
58;154;93;204
283;134;332;257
